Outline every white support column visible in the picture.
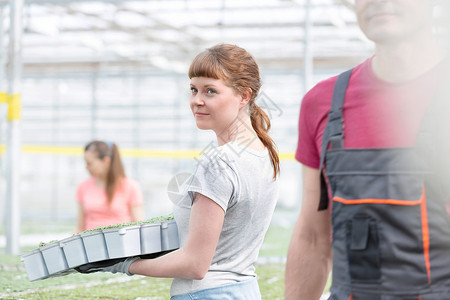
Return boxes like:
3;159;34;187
0;6;6;231
0;6;5;89
0;7;6;109
5;0;23;255
0;6;6;101
0;6;6;241
91;72;98;140
303;0;313;93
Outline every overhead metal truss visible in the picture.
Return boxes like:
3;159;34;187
0;0;380;75
0;0;447;75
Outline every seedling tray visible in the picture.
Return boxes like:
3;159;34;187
80;230;109;262
21;248;49;281
161;220;179;251
60;235;89;268
140;222;162;254
21;216;179;281
40;241;69;274
103;225;141;259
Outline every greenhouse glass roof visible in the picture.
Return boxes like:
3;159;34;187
0;0;381;74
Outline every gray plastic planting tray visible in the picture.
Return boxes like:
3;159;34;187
161;220;179;251
21;248;49;281
103;225;141;259
80;230;109;262
21;220;179;281
60;235;88;268
40;241;69;274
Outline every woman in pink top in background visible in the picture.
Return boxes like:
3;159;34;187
76;141;144;232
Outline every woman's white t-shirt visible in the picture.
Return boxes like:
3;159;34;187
171;142;279;296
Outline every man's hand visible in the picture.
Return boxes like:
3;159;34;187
75;256;140;276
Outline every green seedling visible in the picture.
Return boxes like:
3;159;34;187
38;213;175;247
38;240;59;248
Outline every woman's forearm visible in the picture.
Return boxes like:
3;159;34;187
129;247;207;280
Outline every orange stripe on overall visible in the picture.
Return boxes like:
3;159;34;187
333;186;431;283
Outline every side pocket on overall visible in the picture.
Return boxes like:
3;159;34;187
346;214;381;283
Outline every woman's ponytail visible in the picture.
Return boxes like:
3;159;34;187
250;103;280;179
105;143;125;203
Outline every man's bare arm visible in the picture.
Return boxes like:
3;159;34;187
285;165;333;300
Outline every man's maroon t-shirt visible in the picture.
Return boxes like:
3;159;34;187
296;57;446;169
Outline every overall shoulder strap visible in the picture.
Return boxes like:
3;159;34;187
318;68;353;211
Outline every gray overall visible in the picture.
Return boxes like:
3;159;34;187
319;69;450;300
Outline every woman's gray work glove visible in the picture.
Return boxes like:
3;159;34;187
75;256;140;276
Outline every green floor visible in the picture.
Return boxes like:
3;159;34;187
0;210;332;299
0;222;292;299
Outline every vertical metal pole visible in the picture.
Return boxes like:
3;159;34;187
91;72;98;140
133;75;141;180
0;6;6;125
0;6;6;113
6;0;23;255
299;0;313;208
303;0;313;93
0;6;6;230
0;6;5;91
176;76;184;169
51;80;60;221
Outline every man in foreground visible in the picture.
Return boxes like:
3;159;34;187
285;1;450;299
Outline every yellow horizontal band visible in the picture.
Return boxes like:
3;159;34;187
21;146;201;158
0;145;296;160
0;93;21;120
0;92;7;103
279;152;295;160
22;146;83;155
121;149;201;158
7;94;21;120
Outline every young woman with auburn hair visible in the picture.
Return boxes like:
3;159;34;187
76;141;144;232
77;44;279;300
188;43;280;178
